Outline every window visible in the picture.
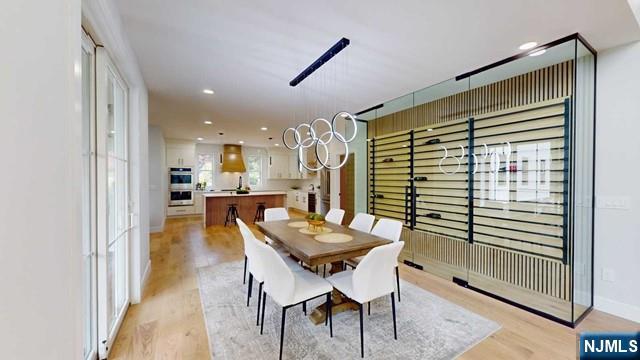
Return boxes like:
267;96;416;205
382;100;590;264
197;154;214;189
247;155;262;187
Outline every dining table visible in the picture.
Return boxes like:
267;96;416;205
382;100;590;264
255;218;392;325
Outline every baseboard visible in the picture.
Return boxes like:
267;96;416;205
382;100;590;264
141;259;151;292
150;224;164;233
595;295;640;323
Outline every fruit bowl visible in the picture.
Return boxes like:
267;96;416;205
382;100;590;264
305;213;326;232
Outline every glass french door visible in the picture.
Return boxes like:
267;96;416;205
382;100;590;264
96;47;130;358
81;32;98;360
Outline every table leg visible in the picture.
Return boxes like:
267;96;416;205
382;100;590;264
309;260;359;325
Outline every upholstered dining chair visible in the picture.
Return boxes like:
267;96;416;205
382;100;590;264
327;241;404;358
263;207;290;254
345;218;404;301
325;208;346;225
253;239;333;360
237;219;302;327
348;213;375;233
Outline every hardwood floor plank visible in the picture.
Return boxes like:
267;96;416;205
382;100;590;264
109;215;639;359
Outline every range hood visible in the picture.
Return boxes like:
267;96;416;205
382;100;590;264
221;144;246;172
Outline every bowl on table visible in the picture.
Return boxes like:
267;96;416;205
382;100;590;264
305;213;326;232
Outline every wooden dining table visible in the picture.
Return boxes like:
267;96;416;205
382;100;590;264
255;219;392;325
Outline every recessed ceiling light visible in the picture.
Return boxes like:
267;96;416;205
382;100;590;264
197;137;204;141
529;49;546;57
275;143;280;146
427;128;433;132
239;140;244;144
261;127;268;131
203;89;214;95
519;42;538;50
204;120;212;125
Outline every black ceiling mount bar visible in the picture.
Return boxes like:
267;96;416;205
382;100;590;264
355;103;384;116
289;37;350;87
455;33;596;81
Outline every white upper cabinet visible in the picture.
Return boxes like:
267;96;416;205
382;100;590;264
268;152;289;179
268;148;309;179
166;140;195;167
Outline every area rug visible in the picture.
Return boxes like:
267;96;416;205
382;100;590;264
197;261;500;359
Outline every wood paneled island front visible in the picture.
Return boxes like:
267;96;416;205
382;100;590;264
203;191;286;227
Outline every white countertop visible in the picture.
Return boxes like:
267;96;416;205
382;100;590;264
202;191;287;197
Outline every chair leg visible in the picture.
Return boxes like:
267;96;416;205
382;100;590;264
326;292;333;337
256;282;263;326
391;292;397;340
302;301;307;315
243;255;247;284
367;302;370;316
359;303;364;358
247;273;253;307
395;266;401;302
323;264;326;278
324;294;329;326
279;307;287;360
260;291;266;335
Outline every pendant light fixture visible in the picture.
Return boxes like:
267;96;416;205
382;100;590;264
283;37;357;171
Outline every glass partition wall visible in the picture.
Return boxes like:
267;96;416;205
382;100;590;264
361;35;595;326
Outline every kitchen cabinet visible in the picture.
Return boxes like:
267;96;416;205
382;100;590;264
268;150;309;179
268;153;289;179
193;192;204;214
167;205;194;216
166;141;195;167
286;190;311;212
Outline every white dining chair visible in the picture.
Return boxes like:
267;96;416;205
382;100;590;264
325;208;346;225
237;219;303;327
263;207;290;254
349;213;375;233
264;207;290;222
253;239;333;360
327;241;404;358
345;218;404;301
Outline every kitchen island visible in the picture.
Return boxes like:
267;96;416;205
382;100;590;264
202;191;287;227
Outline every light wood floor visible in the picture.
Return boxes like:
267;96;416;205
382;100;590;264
110;216;639;359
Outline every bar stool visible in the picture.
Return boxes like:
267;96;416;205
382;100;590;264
225;203;239;227
253;202;266;223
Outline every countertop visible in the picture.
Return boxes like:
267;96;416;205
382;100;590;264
202;191;287;198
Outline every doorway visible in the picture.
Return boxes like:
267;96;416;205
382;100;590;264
339;153;355;224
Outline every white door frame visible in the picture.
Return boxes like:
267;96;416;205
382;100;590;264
81;29;99;360
95;46;131;359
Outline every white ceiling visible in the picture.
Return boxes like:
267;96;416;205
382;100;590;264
115;0;640;147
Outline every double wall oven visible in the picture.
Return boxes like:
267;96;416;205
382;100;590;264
169;167;194;206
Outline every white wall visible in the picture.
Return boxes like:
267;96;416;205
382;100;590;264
0;1;83;358
594;40;640;323
149;125;167;232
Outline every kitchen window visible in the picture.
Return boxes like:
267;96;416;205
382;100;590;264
197;153;214;189
247;154;262;187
